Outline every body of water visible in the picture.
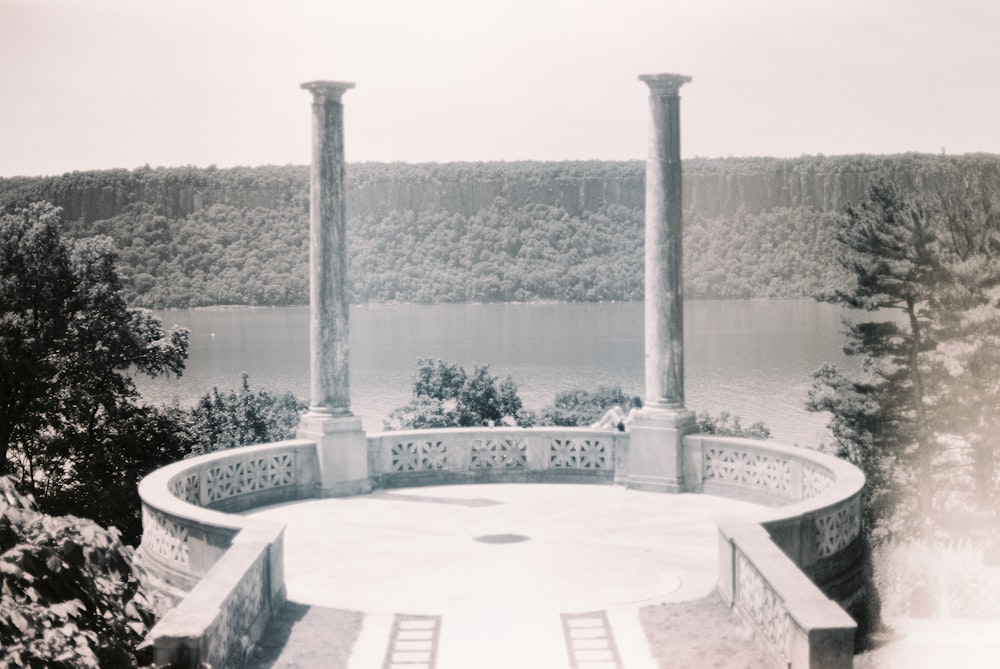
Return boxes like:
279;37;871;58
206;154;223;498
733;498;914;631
138;300;855;448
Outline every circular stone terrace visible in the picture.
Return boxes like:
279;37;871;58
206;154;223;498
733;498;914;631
137;428;865;669
246;483;764;668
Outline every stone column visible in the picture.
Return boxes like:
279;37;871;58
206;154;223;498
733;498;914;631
626;73;698;493
301;80;354;416
296;80;370;497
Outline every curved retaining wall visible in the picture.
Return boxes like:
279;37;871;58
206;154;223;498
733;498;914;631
138;428;865;669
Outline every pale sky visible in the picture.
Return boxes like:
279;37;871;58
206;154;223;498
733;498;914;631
1;0;998;177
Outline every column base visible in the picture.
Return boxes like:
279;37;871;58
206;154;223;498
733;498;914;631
296;412;371;497
624;407;697;493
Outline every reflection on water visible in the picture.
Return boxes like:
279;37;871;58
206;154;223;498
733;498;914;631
138;300;857;447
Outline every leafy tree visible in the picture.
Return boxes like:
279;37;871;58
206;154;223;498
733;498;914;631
187;373;306;453
1;203;190;543
385;359;534;429
0;476;156;668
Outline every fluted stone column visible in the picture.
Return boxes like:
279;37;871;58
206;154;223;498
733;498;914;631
626;73;698;493
297;80;370;496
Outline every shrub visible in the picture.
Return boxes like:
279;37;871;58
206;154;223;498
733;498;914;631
188;373;306;453
0;476;155;668
537;386;631;426
385;359;535;430
695;411;771;440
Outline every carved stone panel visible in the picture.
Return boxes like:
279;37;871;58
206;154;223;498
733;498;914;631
704;447;791;493
550;438;608;469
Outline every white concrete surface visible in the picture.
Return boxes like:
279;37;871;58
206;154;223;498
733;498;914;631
248;483;764;668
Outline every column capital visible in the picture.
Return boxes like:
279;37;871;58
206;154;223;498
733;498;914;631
638;73;692;97
300;80;356;102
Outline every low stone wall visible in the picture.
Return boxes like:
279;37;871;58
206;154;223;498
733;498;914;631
367;427;629;488
137;440;319;669
683;435;865;669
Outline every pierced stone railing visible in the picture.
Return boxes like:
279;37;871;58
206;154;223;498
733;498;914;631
367;427;630;488
137;439;319;669
683;435;865;669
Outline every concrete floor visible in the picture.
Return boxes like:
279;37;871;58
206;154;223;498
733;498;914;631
247;483;764;669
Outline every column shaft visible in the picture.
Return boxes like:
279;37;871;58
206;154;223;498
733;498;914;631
640;74;690;409
302;81;354;415
625;73;695;495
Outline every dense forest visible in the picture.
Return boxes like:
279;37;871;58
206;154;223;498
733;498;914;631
2;154;998;307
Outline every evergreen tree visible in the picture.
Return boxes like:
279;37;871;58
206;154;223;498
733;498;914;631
808;177;1000;538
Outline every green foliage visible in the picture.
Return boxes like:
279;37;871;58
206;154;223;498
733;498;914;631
188;373;307;453
1;203;191;545
0;476;155;668
385;359;534;429
695;412;772;440
537;386;631;426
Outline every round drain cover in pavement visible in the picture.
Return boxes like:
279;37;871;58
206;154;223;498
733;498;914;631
474;533;530;544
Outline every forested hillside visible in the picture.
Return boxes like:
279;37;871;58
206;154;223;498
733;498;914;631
1;154;998;307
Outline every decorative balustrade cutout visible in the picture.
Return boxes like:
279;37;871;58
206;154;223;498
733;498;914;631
736;551;790;662
391;440;448;471
471;438;527;468
203;453;297;504
142;507;190;567
704;446;792;493
550;438;608;469
815;496;862;558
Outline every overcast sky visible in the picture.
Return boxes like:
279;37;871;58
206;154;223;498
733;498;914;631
1;0;998;177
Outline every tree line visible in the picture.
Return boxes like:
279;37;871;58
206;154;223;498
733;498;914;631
3;155;1000;308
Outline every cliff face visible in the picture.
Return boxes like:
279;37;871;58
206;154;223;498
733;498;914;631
3;154;999;223
7;167;311;223
347;172;647;219
5;154;997;308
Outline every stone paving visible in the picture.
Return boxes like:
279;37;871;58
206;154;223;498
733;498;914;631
247;483;765;668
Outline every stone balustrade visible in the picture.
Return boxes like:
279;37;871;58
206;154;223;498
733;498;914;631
138;429;864;669
137;439;318;668
683;435;865;669
367;427;630;488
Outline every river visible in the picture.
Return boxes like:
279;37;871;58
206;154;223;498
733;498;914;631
137;300;856;448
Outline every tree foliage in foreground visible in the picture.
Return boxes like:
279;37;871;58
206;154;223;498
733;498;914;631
0;476;154;669
0;203;191;544
808;177;1000;541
